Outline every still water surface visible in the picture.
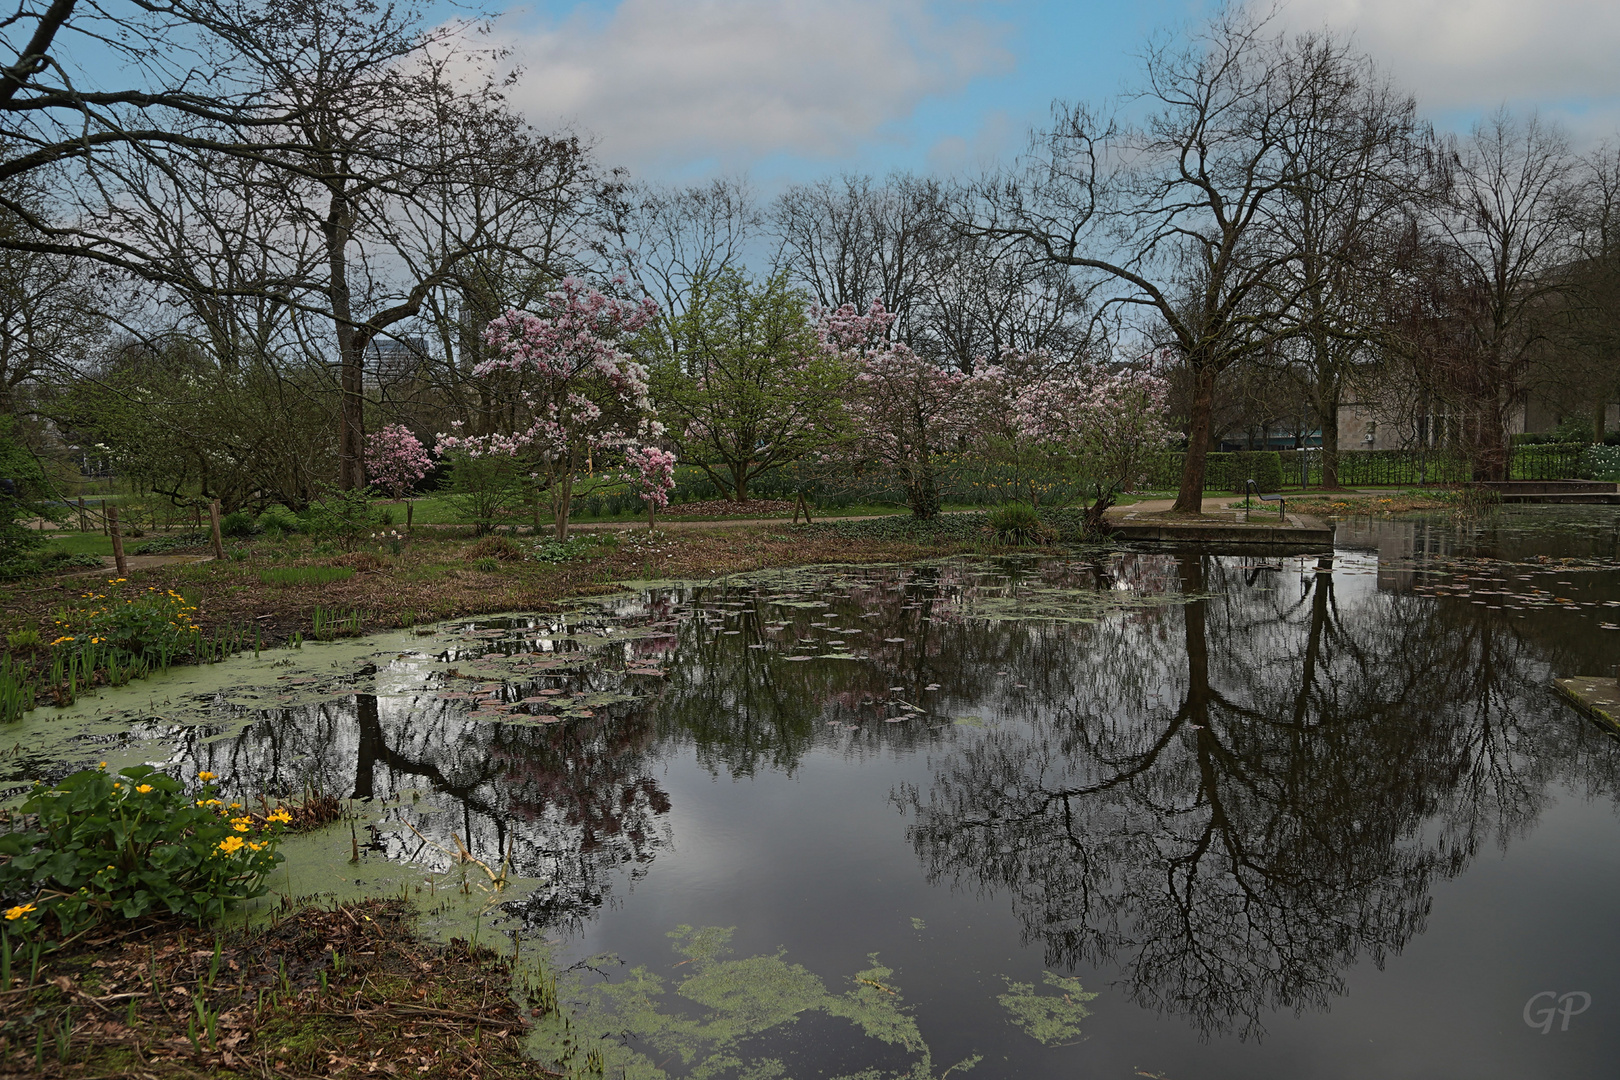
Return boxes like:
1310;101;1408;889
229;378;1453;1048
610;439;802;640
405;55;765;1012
10;507;1620;1078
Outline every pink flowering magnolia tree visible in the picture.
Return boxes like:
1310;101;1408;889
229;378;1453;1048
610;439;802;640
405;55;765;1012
364;424;432;500
624;444;677;530
990;357;1172;532
436;278;661;539
818;301;983;518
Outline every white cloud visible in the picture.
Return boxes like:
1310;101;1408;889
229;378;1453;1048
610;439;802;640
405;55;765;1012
1280;0;1620;113
926;107;1017;173
491;0;1012;171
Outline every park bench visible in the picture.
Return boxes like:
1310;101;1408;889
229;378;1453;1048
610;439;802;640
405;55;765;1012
1242;479;1287;520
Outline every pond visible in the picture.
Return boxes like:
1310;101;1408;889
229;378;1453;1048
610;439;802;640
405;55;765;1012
7;506;1620;1078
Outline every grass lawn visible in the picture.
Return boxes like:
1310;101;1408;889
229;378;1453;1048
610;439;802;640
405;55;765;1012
39;531;116;556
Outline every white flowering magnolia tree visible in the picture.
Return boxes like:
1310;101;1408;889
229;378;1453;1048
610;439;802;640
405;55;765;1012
437;278;662;539
987;357;1172;532
817;301;982;518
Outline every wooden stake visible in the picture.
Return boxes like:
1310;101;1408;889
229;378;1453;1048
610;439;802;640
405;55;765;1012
77;497;86;532
108;505;128;577
406;501;414;533
208;500;225;560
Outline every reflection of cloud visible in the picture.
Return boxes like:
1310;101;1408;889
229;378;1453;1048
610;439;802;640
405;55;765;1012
1280;0;1620;115
491;0;1013;170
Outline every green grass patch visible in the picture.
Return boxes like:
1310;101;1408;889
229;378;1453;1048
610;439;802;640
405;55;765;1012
42;531;116;556
258;566;356;587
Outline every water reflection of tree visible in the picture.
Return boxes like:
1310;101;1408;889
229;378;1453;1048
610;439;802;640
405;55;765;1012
902;554;1620;1039
182;681;672;930
655;559;1185;778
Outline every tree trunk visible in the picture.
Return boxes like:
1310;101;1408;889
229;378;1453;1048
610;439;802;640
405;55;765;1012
553;468;574;541
325;188;365;491
1318;386;1342;489
1172;361;1218;514
907;454;940;519
1084;486;1116;536
730;462;748;502
1596;398;1608;445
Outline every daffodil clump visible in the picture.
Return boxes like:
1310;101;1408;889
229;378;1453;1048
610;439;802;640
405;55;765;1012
51;581;202;662
0;764;286;937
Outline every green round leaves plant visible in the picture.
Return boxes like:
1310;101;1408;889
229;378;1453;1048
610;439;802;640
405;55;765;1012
0;765;286;935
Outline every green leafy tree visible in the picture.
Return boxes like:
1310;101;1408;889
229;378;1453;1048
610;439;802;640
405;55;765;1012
655;269;850;501
0;418;57;568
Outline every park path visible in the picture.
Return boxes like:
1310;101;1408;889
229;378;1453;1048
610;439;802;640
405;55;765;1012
58;554;215;578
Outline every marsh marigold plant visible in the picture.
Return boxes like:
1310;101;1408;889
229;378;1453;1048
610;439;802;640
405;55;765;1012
52;581;201;660
0;764;285;934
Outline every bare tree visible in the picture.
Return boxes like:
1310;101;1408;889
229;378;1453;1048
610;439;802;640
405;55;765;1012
973;9;1314;512
602;175;760;359
1417;110;1580;479
1268;34;1426;486
771;172;938;338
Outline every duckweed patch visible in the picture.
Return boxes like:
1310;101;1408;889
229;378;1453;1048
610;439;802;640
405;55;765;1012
533;925;1097;1078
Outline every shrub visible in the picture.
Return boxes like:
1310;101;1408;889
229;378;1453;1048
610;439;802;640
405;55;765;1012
464;535;526;562
219;510;257;537
531;534;614;564
52;583;200;661
0;764;286;933
442;451;525;536
1581;445;1620;482
472;556;500;573
256;505;301;536
301;485;381;551
130;532;211;555
33;549;104;572
987;503;1053;545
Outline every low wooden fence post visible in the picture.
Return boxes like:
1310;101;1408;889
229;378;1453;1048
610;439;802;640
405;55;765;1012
77;497;87;532
208;500;225;560
108;505;128;577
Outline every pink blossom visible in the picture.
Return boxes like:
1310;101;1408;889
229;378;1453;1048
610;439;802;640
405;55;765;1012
624;445;677;510
365;424;432;499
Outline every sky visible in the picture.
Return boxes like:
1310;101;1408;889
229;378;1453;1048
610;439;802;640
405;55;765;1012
480;0;1620;186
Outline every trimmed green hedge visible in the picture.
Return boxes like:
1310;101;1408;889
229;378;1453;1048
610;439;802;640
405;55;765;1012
1141;451;1282;493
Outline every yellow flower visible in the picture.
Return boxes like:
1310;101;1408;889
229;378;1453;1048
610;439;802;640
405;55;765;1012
135;784;153;794
266;808;292;825
232;822;250;832
217;836;245;855
248;841;265;852
198;771;216;782
98;761;107;770
4;902;36;921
